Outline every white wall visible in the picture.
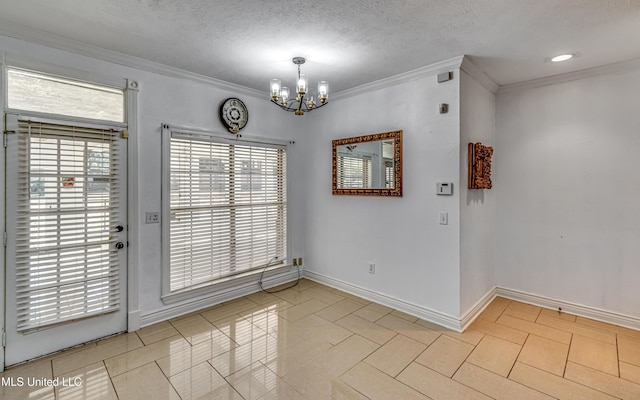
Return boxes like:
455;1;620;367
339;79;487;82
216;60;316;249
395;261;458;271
495;64;640;317
303;67;463;318
459;70;496;317
0;35;306;321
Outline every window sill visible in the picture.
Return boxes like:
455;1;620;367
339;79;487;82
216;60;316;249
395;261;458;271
161;264;292;305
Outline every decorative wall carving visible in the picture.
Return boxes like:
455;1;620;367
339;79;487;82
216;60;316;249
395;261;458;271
468;142;493;189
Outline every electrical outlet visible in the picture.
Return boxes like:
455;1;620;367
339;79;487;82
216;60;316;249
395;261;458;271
369;263;375;274
297;257;302;266
292;258;298;266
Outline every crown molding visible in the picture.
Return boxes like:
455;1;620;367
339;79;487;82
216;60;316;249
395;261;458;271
332;55;465;101
0;20;264;99
498;56;640;94
460;56;499;94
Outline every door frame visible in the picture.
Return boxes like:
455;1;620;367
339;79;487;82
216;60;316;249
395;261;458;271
125;79;140;333
0;57;140;370
1;55;7;372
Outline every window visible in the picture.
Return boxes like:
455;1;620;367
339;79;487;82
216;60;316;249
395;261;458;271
384;160;394;188
163;128;287;294
382;140;394;188
7;68;125;123
336;154;372;188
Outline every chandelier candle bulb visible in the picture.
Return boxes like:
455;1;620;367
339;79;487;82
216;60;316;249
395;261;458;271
270;79;281;100
318;81;328;103
297;73;308;94
280;87;290;105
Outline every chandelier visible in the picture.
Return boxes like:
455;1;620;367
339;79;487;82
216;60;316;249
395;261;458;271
270;57;329;115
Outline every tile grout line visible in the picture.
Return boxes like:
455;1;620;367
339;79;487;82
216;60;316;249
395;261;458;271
461;360;561;400
508;334;528;379
520;357;629;399
494;315;571;346
615;333;620;378
447;334;477;379
157;360;183;400
105;360;121;400
391;332;442;379
562;333;573;378
340;357;432;400
501;299;526;380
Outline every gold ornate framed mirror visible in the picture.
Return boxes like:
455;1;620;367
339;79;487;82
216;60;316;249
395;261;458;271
332;130;402;196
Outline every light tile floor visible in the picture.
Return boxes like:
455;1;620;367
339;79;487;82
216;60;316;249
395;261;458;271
2;279;640;399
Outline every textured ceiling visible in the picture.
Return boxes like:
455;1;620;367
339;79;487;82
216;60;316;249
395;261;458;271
1;0;640;93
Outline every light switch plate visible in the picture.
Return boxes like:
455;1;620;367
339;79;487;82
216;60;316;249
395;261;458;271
439;212;448;225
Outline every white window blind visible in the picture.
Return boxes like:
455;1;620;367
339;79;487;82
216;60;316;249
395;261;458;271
15;120;121;331
168;132;287;293
337;154;372;188
385;160;394;188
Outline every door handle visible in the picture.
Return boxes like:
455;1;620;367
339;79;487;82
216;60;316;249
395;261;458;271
115;225;124;232
115;242;125;250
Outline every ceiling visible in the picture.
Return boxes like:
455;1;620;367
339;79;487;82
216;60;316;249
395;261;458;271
1;0;639;94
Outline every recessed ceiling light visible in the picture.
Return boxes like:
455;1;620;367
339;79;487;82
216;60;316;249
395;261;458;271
551;54;574;63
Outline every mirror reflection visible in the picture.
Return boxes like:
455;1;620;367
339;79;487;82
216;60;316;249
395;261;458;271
332;130;402;196
336;140;394;189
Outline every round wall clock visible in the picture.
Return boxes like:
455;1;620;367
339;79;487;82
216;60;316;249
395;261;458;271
219;98;248;134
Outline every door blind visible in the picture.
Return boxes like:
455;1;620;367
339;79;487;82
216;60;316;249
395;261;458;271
15;120;121;331
169;134;287;292
384;160;394;188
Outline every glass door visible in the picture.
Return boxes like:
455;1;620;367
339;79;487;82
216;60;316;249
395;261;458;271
4;115;128;365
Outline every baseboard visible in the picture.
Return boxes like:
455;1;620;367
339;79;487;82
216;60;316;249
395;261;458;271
127;310;141;332
304;270;463;332
460;286;497;331
496;287;640;331
139;270;300;328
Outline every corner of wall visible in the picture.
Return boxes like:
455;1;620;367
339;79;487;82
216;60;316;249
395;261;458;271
458;67;497;316
461;56;499;95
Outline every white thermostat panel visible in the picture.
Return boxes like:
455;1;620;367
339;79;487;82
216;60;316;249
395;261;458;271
436;182;453;195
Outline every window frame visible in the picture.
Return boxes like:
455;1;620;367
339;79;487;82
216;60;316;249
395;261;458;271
4;62;128;127
160;124;292;304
